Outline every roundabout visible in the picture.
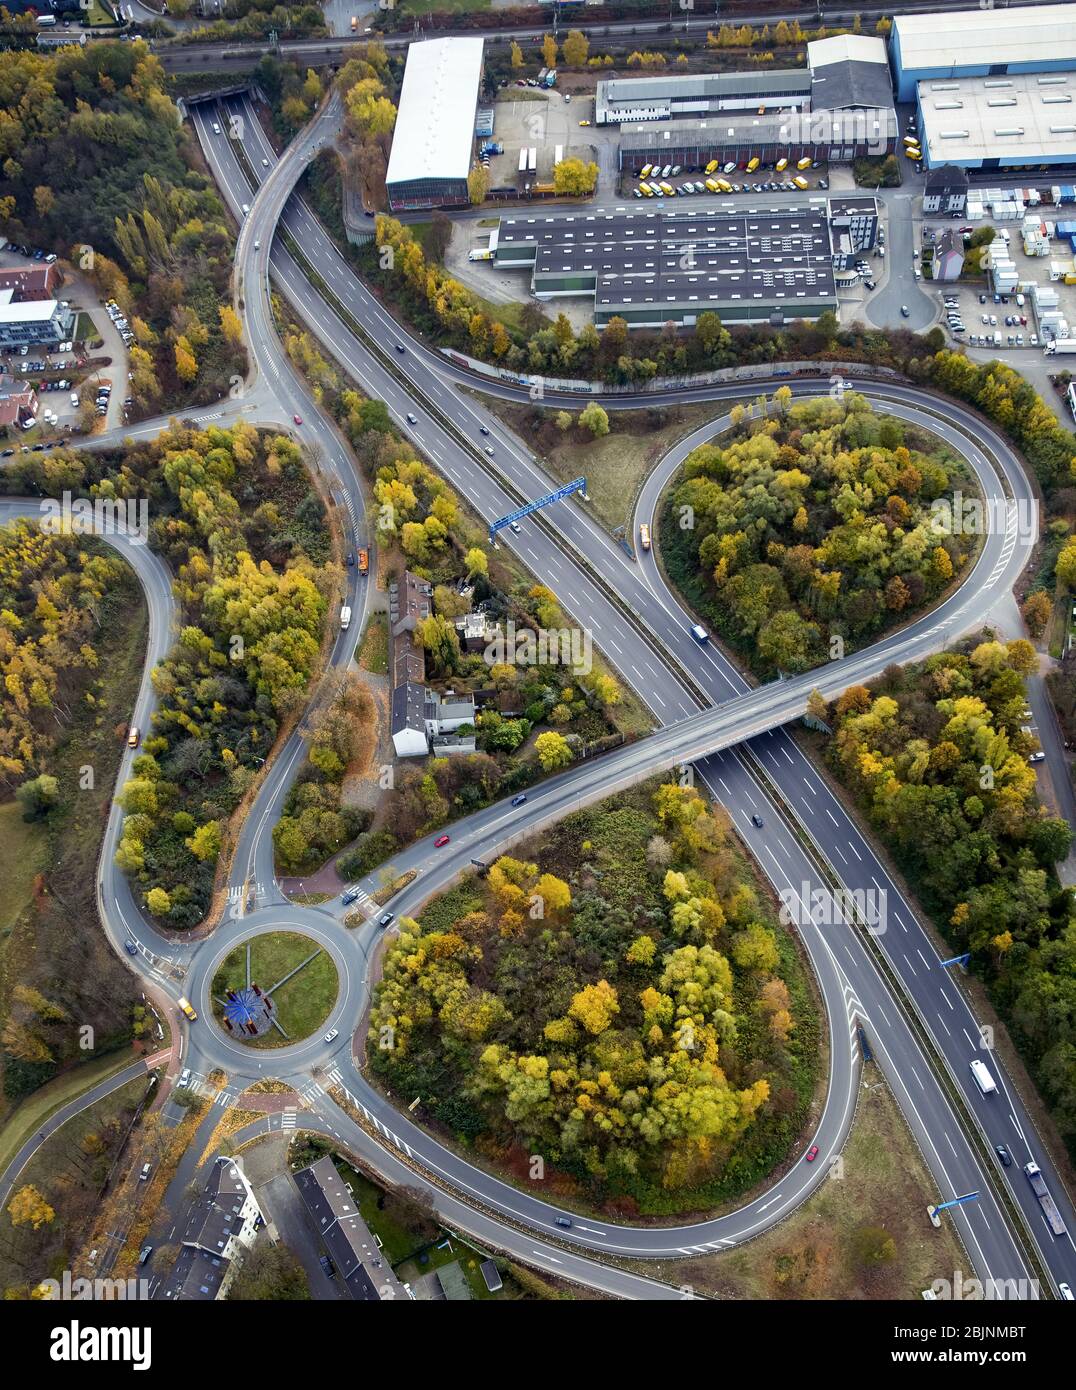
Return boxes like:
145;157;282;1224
209;929;339;1048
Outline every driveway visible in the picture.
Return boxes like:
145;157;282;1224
247;1137;345;1300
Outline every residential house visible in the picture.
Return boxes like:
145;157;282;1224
389;570;477;757
931;228;965;281
922;164;969;216
0;379;38;434
293;1154;405;1301
156;1157;263;1301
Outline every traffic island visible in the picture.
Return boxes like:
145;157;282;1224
210;932;339;1049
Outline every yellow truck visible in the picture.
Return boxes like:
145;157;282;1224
797;156;812;170
705;177;721;193
775;157;788;172
716;178;733;193
640;163;653;179
746;156;760;173
793;175;809;190
705;159;719;174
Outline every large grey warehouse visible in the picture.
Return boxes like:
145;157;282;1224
489;200;877;329
385;37;485;213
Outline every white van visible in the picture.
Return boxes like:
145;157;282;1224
970;1059;997;1095
340;606;352;631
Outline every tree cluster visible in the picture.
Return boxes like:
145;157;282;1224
826;645;1076;1158
369;780;816;1207
664;394;973;673
0;43;246;410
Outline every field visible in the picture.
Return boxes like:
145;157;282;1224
477;397;737;534
0;1073;148;1296
661;1065;968;1300
0;803;46;938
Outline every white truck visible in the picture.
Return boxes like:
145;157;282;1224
1043;339;1076;355
340;605;352;631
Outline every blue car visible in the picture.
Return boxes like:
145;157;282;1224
511;793;528;807
123;939;138;957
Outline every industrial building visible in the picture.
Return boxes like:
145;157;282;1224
490;202;879;328
915;70;1076;172
892;4;1076;102
0;293;72;349
385;37;485;213
601;34;894;170
596;68;812;126
806;34;894;113
598;34;891;126
619;107;896;175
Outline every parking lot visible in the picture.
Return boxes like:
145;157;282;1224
927;278;1038;352
486;86;610;192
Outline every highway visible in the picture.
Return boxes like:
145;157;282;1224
4;85;1071;1298
196;90;1076;1288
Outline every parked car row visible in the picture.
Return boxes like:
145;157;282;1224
6;243;56;264
106;299;134;347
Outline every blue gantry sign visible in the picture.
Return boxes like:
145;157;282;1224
489;477;588;543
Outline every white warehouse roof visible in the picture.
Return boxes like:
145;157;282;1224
807;34;888;69
894;4;1076;71
386;37;485;187
918;71;1076;165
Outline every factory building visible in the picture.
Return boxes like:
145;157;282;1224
491;203;866;329
892;4;1076;102
915;70;1076;172
609;35;895;172
385;37;485;213
595;68;813;126
619;108;896;175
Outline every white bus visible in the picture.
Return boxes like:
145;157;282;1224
970;1059;997;1095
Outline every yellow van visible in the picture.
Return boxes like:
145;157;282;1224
178;996;198;1022
793;175;809;190
640;163;653;179
716;178;733;193
775;157;788;172
705;177;721;193
797;156;812;170
904;145;921;160
705;159;719;174
746;156;760;173
902;135;919;148
659;181;675;195
639;182;655;196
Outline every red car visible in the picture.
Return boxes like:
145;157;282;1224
292;414;303;426
805;1144;819;1163
434;834;450;848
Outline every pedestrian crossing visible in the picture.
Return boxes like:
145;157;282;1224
281;1109;297;1131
